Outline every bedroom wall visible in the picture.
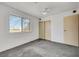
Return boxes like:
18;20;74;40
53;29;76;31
41;8;79;44
0;4;39;52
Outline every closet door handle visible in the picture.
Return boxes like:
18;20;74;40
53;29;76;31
64;30;67;32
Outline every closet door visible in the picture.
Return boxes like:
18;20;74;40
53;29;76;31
39;21;51;40
64;14;79;46
44;21;51;40
39;22;45;39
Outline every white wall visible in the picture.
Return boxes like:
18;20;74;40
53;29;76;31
0;4;39;52
42;8;79;44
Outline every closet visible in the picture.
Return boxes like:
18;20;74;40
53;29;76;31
39;21;51;40
64;14;79;46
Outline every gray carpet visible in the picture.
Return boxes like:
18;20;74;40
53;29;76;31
0;39;79;57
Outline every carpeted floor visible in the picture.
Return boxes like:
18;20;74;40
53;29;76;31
0;39;79;57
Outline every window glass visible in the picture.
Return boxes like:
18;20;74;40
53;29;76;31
23;18;30;32
9;15;21;32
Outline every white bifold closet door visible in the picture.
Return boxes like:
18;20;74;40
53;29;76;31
39;21;51;40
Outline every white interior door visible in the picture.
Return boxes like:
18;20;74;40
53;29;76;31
44;21;51;40
64;14;79;46
39;22;45;39
39;21;51;40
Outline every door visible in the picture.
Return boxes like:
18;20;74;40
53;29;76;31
39;22;45;39
39;21;51;40
44;21;51;40
64;14;79;46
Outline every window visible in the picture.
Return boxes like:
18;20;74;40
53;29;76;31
9;15;30;33
23;18;30;32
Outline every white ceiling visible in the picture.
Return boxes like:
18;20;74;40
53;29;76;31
3;2;79;18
